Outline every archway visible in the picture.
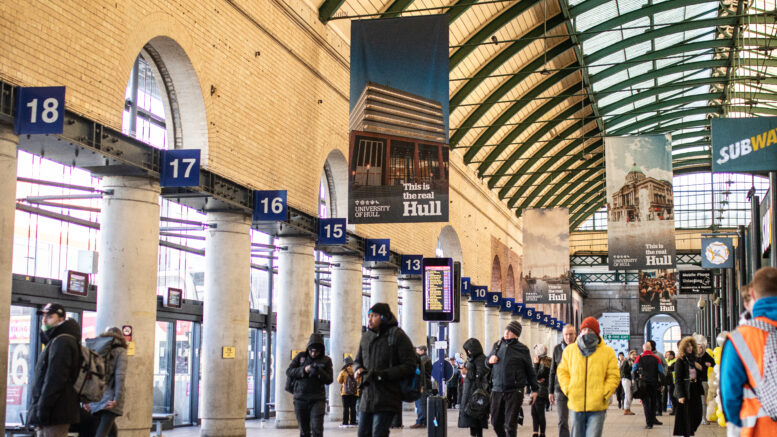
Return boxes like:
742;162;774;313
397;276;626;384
491;256;502;292
505;265;516;299
321;149;348;220
644;313;682;354
436;225;463;263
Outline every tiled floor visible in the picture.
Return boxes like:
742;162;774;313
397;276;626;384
163;400;727;436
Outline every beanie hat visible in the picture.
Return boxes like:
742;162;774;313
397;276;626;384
368;303;392;318
534;344;548;358
580;317;600;335
506;320;522;337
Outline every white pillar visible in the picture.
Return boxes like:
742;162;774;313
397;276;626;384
468;301;485;347
499;311;512;336
526;321;539;359
97;176;160;437
328;255;363;422
200;213;251;437
449;299;468;358
400;278;425;346
0;126;17;426
371;268;398;316
274;237;315;428
484;306;500;350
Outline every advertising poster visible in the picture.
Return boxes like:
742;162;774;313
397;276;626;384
348;15;449;223
522;208;571;304
701;237;734;269
678;270;714;294
599;312;630;356
638;270;677;313
711;117;777;173
606;135;676;269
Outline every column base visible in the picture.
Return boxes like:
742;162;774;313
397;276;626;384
329;406;344;422
274;410;299;428
200;419;246;437
117;427;157;437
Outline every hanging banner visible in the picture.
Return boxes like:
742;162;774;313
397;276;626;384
701;237;734;269
605;135;676;269
599;312;630;356
522;208;571;304
348;15;449;224
678;270;714;294
638;270;677;313
711;117;777;173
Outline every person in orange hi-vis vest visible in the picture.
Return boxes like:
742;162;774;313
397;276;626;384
721;266;777;437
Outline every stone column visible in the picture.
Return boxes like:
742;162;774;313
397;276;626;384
327;255;363;422
498;311;511;336
371;268;398;316
484;306;500;350
526;321;539;359
274;237;315;428
200;213;251;437
449;299;468;358
468;301;485;347
400;277;425;346
96;176;160;437
0;126;17;426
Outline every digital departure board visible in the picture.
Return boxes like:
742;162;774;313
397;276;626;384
423;257;454;321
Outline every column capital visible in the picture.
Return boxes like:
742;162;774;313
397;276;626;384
331;254;363;271
205;212;251;234
277;236;315;256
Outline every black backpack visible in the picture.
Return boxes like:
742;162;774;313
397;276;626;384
343;373;358;395
387;326;423;402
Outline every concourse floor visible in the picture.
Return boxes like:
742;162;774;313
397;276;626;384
163;400;727;437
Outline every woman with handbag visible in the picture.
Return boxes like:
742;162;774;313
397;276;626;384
458;338;490;437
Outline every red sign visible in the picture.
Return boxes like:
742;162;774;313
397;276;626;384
6;386;23;405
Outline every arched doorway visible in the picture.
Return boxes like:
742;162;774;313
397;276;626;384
644;314;682;354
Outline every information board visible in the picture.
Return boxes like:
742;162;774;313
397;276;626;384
422;258;454;321
679;270;713;294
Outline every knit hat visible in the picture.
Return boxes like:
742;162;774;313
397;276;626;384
534;344;548;358
368;303;392;318
580;317;600;335
506;320;522;337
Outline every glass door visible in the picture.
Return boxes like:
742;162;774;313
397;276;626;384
6;306;37;426
174;321;197;425
153;321;174;415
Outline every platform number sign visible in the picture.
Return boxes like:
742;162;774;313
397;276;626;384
513;302;525;317
400;255;423;275
253;190;287;221
160;149;200;187
318;218;346;245
523;307;534;320
501;298;514;312
542;314;551;326
556;320;563;330
15;86;66;135
461;277;471;296
471;286;487;302
550;318;558;330
486;291;502;307
535;311;544;323
364;239;390;262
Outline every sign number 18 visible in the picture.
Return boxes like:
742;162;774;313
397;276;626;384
26;98;59;124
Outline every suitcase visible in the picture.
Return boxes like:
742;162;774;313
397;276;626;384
427;395;447;437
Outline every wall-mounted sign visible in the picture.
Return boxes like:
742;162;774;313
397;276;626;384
62;270;89;296
165;287;183;308
679;270;714;294
126;341;136;356
317;218;347;245
555;320;563;330
513;302;525;317
364;239;390;262
253;190;287;222
523;306;535;321
160;149;200;187
500;298;514;312
711;117;777;173
401;255;423;275
701;238;734;269
15;86;66;135
485;291;502;308
534;311;544;324
122;325;133;342
550;318;558;330
470;285;487;302
638;270;677;313
542;314;551;326
422;258;454;322
222;346;236;359
461;277;471;296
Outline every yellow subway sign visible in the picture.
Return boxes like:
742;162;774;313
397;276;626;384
712;117;777;172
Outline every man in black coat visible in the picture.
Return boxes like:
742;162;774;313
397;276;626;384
354;303;416;437
548;324;576;437
410;345;433;428
486;320;539;437
28;303;82;437
286;333;333;437
633;342;665;429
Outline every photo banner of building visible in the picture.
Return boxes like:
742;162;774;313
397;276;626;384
599;312;630;356
521;208;571;304
605;135;676;269
348;15;449;223
711;117;777;173
638;270;677;313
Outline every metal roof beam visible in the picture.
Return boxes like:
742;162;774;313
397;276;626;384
558;180;605;218
728;106;777;116
382;0;415;18
318;0;347;23
568;0;611;18
605;93;724;130
609;107;720;135
570;199;606;231
547;167;604;208
446;0;474;22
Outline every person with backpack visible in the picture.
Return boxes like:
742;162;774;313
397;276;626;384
82;327;128;437
286;333;333;437
486;320;539;437
458;338;490;437
28;303;82;437
673;336;702;437
633;341;664;429
337;356;361;428
531;354;552;437
447;357;461;409
353;303;416;437
721;266;777;436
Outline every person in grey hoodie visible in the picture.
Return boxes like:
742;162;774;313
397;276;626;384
84;327;128;437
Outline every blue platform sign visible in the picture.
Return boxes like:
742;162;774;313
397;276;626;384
550;317;558;329
523;306;535;320
534;311;544;324
14;86;66;135
470;286;487;302
556;319;563;330
160;149;200;187
513;302;525;317
500;298;514;312
542;314;551;326
318;218;347;245
364;239;390;262
400;255;423;275
486;291;502;307
253;190;287;221
461;277;471;296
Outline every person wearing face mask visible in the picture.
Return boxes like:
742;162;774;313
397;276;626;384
556;317;620;437
27;303;82;437
286;333;334;437
549;324;577;437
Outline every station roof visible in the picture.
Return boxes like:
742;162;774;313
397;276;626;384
318;0;777;229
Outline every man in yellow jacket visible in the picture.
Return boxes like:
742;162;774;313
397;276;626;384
557;317;620;437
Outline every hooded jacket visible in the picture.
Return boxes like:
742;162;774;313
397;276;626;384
337;356;361;396
458;338;490;429
88;331;128;415
556;336;620;412
633;350;663;385
486;338;538;393
29;318;82;427
353;310;416;413
285;333;333;401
